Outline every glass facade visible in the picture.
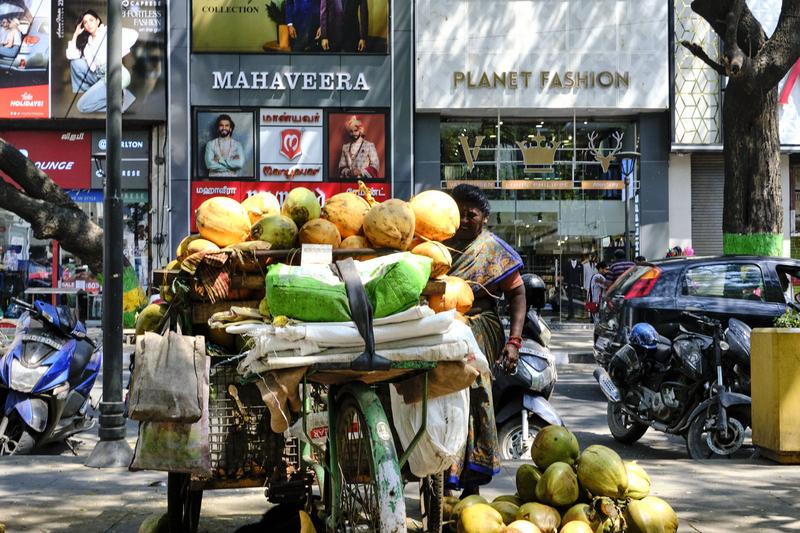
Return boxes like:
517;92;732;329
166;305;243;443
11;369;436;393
440;116;640;320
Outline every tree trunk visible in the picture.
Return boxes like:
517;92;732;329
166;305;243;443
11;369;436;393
721;81;783;255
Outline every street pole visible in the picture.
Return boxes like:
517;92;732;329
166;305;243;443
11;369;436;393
624;176;630;260
87;0;133;467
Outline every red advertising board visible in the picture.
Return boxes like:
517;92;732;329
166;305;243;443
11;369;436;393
0;85;49;119
190;181;391;231
0;130;91;189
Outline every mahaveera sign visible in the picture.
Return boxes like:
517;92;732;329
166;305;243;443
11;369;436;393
259;109;323;181
212;71;370;91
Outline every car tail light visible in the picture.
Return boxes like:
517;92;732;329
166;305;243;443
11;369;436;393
625;267;662;299
23;35;39;45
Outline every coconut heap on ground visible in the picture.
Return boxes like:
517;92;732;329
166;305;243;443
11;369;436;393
137;183;470;333
447;426;678;533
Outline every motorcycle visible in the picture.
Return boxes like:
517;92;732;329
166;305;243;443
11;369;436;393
594;312;751;460
0;298;100;455
493;283;562;460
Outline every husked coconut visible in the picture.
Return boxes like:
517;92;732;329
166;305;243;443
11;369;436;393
411;241;452;278
362;199;416;250
195;197;251;247
409;190;460;241
241;191;281;224
299;219;342;247
321;192;370;238
427;275;474;313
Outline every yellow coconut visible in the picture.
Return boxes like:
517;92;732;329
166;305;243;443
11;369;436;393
299;219;342;248
362;199;416;250
196;196;251;247
409;189;460;241
160;259;180;303
321;192;371;238
411;241;452;278
428;275;474;314
241;191;281;225
175;235;202;261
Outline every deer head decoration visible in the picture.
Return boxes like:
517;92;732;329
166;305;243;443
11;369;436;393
587;131;624;173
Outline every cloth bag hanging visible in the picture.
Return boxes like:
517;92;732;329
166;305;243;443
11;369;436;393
128;320;207;423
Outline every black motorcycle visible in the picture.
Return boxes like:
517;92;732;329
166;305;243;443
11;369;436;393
594;312;752;459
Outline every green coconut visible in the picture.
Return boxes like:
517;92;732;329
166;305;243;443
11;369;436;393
562;503;601;529
530;426;581;470
576;445;628;499
535;462;579;507
490;501;519;525
516;502;560;533
624;461;651;500
505;521;542;533
135;303;167;335
250;214;298;249
515;464;543;502
281;187;321;227
493;494;524;507
625;496;679;533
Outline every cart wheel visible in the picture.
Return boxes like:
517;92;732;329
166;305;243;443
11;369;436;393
420;471;444;533
329;386;406;532
168;472;203;533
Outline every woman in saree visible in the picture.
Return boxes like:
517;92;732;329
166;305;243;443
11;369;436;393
445;184;527;495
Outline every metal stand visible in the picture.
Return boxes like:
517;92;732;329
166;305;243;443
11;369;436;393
86;0;132;468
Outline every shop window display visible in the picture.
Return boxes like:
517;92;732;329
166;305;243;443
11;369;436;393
440;117;638;322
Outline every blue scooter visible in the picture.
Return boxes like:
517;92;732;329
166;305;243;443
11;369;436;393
0;298;100;455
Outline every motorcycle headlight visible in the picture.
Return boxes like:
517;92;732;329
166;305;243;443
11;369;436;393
10;358;48;393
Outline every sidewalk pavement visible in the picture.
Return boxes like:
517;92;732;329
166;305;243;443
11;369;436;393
2;333;800;532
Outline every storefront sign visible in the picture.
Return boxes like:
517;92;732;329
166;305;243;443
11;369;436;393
453;71;630;90
90;131;150;189
192;0;389;54
259;108;323;182
415;0;668;111
211;71;369;91
190;180;390;230
0;130;91;189
442;180;625;191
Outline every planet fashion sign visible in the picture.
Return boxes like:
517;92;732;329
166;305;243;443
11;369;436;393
453;70;630;90
415;0;668;111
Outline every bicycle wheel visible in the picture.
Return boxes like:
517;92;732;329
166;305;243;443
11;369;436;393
167;472;203;533
330;385;406;532
420;471;443;533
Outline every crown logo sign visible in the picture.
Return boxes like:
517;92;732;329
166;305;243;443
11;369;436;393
516;134;561;174
21;92;32;101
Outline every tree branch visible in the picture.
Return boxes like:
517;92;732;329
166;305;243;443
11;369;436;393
0;138;82;208
723;0;747;76
754;0;800;90
680;40;727;75
0;141;104;273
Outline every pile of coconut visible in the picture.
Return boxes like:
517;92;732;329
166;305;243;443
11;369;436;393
447;427;678;533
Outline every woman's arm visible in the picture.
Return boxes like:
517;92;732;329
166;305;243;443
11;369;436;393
500;283;526;370
66;23;82;59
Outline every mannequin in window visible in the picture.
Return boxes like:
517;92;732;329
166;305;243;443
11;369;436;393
562;256;584;319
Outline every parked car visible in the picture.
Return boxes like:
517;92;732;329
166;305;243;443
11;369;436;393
593;256;800;366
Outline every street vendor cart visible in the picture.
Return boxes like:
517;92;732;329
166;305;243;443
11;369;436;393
143;248;458;533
